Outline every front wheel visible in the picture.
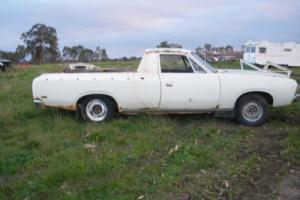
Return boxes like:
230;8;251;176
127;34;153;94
236;94;269;126
80;96;114;122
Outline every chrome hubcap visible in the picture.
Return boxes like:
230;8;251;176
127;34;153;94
242;102;263;122
86;99;108;122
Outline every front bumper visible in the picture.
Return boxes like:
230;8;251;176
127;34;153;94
293;94;300;102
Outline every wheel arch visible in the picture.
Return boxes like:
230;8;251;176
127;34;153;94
234;91;274;108
76;94;119;113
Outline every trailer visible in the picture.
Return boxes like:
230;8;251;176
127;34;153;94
243;41;300;67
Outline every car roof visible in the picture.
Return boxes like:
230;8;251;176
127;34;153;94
0;58;11;62
145;48;191;54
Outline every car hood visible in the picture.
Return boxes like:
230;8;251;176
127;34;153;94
218;69;289;78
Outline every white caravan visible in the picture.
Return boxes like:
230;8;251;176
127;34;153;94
243;41;300;67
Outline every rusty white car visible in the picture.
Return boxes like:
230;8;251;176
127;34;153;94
32;48;299;126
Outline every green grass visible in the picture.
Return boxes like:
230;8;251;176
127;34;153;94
0;61;299;199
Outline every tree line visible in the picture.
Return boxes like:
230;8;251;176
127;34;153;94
0;23;236;63
197;44;234;54
62;46;107;62
156;41;234;54
0;23;108;63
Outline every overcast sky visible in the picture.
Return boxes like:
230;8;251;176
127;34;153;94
0;0;299;57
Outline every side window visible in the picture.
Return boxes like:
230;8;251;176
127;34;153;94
160;55;194;73
189;59;205;73
259;47;267;54
251;47;256;53
246;47;250;53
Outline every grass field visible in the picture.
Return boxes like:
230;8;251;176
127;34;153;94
0;61;299;199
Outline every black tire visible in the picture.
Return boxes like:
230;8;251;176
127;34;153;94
236;94;269;126
79;96;114;122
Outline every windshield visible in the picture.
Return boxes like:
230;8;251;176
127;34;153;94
191;53;218;73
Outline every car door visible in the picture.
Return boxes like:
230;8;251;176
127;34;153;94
244;47;256;64
127;72;161;111
159;54;220;111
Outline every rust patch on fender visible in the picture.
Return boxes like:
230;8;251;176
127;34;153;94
57;104;77;111
48;104;77;111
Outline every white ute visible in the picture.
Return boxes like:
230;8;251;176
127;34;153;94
32;48;299;126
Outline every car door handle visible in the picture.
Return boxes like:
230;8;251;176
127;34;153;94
166;83;173;87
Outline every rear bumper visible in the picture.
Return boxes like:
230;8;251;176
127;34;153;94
33;98;44;106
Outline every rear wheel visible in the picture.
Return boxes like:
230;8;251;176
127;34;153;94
236;94;269;126
80;96;114;122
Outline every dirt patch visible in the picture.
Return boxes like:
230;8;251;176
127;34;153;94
167;127;297;200
278;168;300;200
230;130;289;199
